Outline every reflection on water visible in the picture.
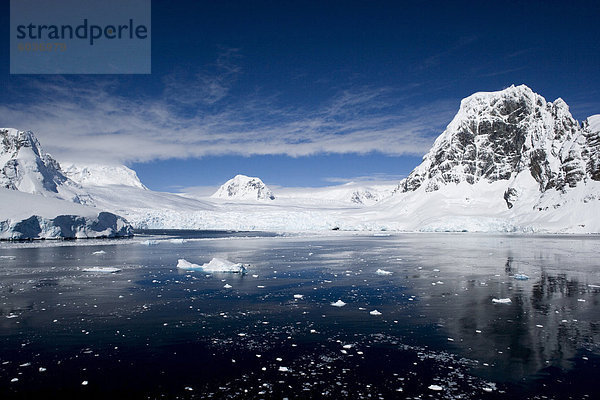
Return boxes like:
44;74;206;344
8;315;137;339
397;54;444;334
0;233;598;399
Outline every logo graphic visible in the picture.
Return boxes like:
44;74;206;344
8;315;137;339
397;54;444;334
10;0;151;74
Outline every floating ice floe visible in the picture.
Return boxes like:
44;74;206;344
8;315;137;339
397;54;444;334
177;258;247;274
331;300;346;307
223;284;232;289
428;384;443;391
513;274;529;280
376;269;393;276
293;294;303;299
92;250;106;255
492;298;511;304
0;255;16;260
82;267;121;273
369;310;382;315
140;240;158;246
169;238;186;244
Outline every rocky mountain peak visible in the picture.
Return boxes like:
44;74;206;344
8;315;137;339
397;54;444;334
0;128;92;204
397;85;594;197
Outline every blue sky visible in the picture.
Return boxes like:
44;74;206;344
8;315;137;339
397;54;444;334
1;0;599;191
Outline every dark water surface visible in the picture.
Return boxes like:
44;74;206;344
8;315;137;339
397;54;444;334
0;232;599;399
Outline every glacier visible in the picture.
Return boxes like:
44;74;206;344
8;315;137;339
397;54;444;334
0;188;132;240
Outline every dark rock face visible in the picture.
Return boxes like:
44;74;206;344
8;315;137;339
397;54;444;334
397;85;599;200
583;118;600;181
503;188;518;209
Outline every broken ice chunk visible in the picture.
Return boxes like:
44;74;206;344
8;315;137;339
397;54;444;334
376;269;393;276
177;258;247;274
513;274;529;280
369;310;382;316
331;300;346;307
82;267;121;273
492;298;511;304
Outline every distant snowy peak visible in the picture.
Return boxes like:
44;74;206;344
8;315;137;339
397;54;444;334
212;174;275;201
62;163;147;189
349;187;391;205
397;84;598;195
0;128;92;204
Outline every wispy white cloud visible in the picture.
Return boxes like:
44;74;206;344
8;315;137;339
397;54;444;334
0;57;458;164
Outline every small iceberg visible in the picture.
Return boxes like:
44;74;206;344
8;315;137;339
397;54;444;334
331;300;346;307
169;238;186;244
492;298;511;304
376;269;393;276
513;274;529;280
177;258;247;274
369;309;382;316
82;267;121;273
92;250;106;255
0;255;17;260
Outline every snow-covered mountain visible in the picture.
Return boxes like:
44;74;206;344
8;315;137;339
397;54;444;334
3;85;598;234
397;85;598;198
211;175;275;201
62;163;147;189
0;128;92;204
0;128;134;239
375;85;600;233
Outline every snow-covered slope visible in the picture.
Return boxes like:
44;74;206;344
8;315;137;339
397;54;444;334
0;188;132;240
0;128;92;204
211;175;275;201
274;182;395;206
62;163;147;189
